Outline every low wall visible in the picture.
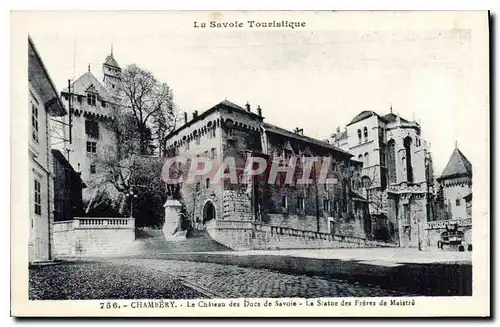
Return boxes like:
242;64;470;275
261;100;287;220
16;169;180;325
205;220;254;250
206;220;396;251
53;217;135;258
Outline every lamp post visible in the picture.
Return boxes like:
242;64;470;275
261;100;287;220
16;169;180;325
126;190;138;218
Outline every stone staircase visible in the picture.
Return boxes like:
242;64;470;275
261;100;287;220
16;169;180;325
133;228;233;254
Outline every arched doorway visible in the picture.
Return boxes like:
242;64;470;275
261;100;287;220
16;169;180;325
202;200;216;224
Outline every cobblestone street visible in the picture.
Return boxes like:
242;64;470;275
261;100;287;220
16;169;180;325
30;259;415;299
113;259;414;298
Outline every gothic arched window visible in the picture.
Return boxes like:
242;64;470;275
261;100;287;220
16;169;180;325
363;127;368;140
357;129;362;143
404;136;414;182
364;152;369;167
387;139;397;183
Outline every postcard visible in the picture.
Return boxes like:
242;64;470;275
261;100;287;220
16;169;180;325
11;10;490;317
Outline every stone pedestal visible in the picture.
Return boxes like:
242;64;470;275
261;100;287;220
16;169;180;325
162;200;186;241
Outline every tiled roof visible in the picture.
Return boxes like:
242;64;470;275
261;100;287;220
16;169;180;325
346;110;411;127
346;110;381;126
438;148;472;181
62;71;114;102
381;112;410;124
219;99;246;111
104;54;120;68
165;99;262;139
263;123;352;157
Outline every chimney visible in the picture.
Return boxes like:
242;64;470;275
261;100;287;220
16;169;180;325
184;112;188;124
245;102;251;112
192;110;198;120
336;126;340;133
257;105;262;117
294;127;304;136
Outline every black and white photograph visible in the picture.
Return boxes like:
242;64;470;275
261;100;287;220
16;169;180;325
11;10;490;317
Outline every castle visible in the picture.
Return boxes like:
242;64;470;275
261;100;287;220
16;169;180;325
330;109;435;248
48;48;473;252
331;110;473;250
163;101;381;250
58;51;122;203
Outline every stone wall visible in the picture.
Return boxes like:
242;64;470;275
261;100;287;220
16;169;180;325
53;218;135;258
222;190;254;221
206;220;396;251
205;219;253;250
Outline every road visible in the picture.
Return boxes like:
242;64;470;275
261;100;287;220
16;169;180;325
30;259;414;300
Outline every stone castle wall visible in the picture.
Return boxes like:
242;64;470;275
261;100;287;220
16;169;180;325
52;218;135;258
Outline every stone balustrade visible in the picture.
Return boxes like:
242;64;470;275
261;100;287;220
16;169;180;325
54;217;135;231
52;217;136;259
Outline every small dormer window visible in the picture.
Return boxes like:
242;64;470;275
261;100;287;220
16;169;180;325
87;93;97;106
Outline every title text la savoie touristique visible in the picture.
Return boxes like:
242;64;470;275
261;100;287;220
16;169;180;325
194;20;307;29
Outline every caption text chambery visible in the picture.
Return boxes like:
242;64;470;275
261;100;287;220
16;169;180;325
194;20;307;29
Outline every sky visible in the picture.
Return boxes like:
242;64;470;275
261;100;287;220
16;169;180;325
25;11;489;176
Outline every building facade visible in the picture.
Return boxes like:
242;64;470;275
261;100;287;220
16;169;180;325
425;147;473;250
59;53;121;202
52;149;86;222
331;109;435;248
164;100;374;249
28;36;67;262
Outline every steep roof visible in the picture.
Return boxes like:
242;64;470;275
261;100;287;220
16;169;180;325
104;54;120;68
165;99;262;139
437;148;472;181
263;123;352;158
381;112;410;124
346;110;381;126
61;71;114;102
51;149;86;188
219;99;246;111
28;36;66;117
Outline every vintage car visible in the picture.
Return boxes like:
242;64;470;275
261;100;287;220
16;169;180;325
437;221;472;251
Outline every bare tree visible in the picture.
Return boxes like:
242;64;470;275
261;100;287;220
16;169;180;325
121;64;175;155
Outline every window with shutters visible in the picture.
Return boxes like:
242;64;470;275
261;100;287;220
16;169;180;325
31;102;39;143
34;179;41;215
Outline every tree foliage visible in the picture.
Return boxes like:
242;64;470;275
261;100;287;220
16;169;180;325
85;63;178;227
120;64;177;155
